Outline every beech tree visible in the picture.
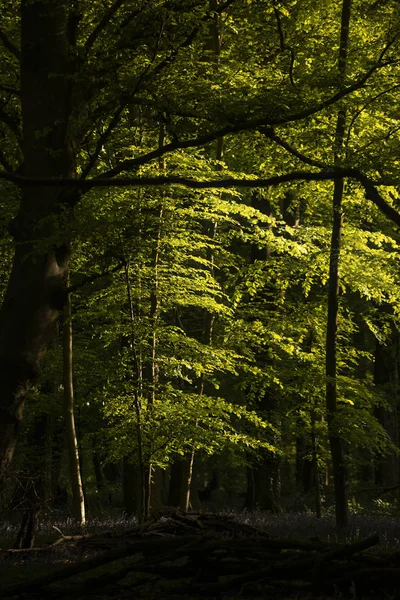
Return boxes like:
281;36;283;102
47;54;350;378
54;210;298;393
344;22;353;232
1;0;400;528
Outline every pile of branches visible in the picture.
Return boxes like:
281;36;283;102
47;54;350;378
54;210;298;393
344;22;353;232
1;510;399;599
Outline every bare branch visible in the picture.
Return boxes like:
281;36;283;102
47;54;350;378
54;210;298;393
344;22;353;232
0;28;20;60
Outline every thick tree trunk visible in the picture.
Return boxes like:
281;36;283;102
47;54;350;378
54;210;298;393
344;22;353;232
0;1;77;488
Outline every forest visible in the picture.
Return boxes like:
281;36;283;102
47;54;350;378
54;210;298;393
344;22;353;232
1;0;400;598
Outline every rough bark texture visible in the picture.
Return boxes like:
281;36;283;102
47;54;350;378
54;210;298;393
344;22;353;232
0;1;77;488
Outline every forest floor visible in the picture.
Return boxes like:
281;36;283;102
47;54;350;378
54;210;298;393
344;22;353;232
1;510;400;599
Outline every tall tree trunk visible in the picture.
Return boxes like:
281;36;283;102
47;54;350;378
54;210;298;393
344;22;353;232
168;459;192;511
123;457;139;516
0;1;77;488
311;409;322;518
63;281;85;525
295;436;314;493
246;397;282;513
124;263;145;522
244;190;282;513
179;4;223;512
325;0;352;529
145;123;166;517
374;329;399;488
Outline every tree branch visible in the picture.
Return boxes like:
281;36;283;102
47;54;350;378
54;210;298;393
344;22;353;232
356;173;400;227
85;0;127;51
81;18;165;178
0;28;20;60
96;57;393;180
259;127;329;169
80;104;127;179
0;84;19;97
274;58;395;126
67;263;123;294
273;4;286;51
1;168;399;227
345;84;400;147
2;169;341;190
118;2;150;30
148;0;238;79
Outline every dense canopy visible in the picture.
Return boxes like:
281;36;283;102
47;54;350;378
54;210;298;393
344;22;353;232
0;0;400;534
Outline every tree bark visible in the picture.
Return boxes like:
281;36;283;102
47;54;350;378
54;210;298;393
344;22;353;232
325;0;352;528
0;1;77;488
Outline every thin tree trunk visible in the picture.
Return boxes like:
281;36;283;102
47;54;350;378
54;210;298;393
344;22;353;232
0;2;77;488
311;409;322;518
145;123;166;517
180;6;223;512
124;263;145;522
244;189;282;513
326;0;352;529
63;279;85;525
